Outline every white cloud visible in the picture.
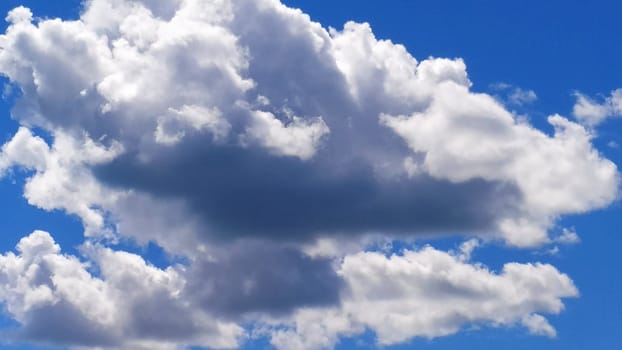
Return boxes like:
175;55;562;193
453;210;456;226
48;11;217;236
155;105;231;145
0;0;615;348
5;6;32;24
381;83;618;245
0;230;243;349
332;21;616;246
0;127;49;174
242;110;330;160
522;313;557;338
573;89;622;126
270;245;577;349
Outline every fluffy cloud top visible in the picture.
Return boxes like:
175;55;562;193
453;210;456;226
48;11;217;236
0;230;243;349
0;0;617;249
0;0;616;348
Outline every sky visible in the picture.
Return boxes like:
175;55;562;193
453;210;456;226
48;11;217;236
0;0;620;349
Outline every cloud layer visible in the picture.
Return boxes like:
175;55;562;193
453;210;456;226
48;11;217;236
0;0;616;348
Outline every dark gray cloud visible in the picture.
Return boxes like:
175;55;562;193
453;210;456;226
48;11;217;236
0;230;244;349
126;289;208;341
185;241;344;316
16;301;118;347
95;143;521;242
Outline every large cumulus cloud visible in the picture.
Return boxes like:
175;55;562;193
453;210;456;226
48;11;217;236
0;0;617;348
270;241;578;350
0;0;616;248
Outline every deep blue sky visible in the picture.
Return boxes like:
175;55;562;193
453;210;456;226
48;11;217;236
0;1;621;349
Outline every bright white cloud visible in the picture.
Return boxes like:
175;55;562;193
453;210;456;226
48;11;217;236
0;127;124;237
0;0;616;249
333;21;616;246
0;127;49;174
270;245;577;349
5;6;32;24
381;84;618;245
3;231;577;350
243;110;330;160
155;105;231;145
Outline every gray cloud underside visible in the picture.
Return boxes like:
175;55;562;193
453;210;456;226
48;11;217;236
96;146;520;241
185;241;343;316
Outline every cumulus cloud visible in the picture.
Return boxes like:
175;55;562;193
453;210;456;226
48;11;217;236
0;231;577;350
0;127;123;237
0;231;243;349
573;89;622;126
0;0;615;249
270;245;577;349
381;101;617;246
0;0;616;348
242;110;330;160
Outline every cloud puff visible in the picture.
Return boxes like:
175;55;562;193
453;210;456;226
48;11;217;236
0;0;615;348
573;89;622;126
270;244;577;349
382;103;617;246
0;127;123;237
0;230;243;349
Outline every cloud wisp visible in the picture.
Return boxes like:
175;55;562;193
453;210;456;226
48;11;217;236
573;89;622;126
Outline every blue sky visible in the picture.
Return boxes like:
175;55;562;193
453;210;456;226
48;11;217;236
0;1;620;349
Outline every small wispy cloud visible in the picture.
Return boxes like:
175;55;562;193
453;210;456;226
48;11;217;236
490;83;538;106
554;228;581;245
572;89;622;126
